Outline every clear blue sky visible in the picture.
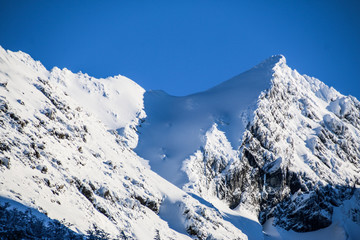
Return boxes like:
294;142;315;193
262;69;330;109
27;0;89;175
1;0;359;98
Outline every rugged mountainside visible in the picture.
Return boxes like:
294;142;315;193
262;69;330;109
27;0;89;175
1;46;360;240
240;59;360;232
0;47;246;240
185;56;360;232
135;55;360;238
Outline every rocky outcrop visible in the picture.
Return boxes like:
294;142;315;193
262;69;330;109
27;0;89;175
182;57;360;232
238;62;360;231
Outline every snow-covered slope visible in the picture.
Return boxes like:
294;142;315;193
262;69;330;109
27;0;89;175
135;55;360;238
0;46;247;239
1;45;360;240
244;58;360;230
49;66;146;149
135;56;280;186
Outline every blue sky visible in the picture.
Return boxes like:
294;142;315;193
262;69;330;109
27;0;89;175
1;0;359;98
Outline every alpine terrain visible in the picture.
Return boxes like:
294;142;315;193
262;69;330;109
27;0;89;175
0;46;359;240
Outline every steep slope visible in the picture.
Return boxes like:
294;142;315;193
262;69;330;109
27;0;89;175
136;55;360;237
238;58;360;232
49;67;146;149
0;47;247;240
136;56;281;186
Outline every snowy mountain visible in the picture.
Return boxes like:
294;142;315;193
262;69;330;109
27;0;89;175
1;46;359;240
0;47;246;240
135;55;360;239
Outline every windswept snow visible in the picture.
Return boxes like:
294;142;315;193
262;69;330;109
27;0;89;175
49;67;145;130
135;55;285;186
49;67;146;149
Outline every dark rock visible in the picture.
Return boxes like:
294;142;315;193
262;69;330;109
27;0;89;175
78;146;83;153
0;157;10;169
9;112;19;121
95;205;110;218
54;131;70;140
74;179;95;203
41;166;47;174
0;81;7;88
134;195;160;213
0;101;8;112
244;149;259;168
17;99;25;105
0;142;10;152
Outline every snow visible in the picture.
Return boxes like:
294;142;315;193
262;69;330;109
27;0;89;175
50;67;145;130
0;45;248;239
263;218;347;240
158;197;188;235
332;189;360;240
211;199;264;240
135;55;285;187
181;123;239;201
327;97;352;117
49;67;146;149
265;157;283;174
1;44;360;239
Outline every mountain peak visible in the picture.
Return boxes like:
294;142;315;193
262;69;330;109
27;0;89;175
203;55;286;96
254;54;286;70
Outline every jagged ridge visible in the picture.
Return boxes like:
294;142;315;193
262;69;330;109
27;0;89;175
1;45;360;240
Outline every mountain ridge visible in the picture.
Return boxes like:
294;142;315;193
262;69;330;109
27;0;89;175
135;53;290;186
1;46;360;239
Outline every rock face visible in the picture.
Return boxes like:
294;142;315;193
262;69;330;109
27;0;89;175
240;58;360;231
180;56;360;232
